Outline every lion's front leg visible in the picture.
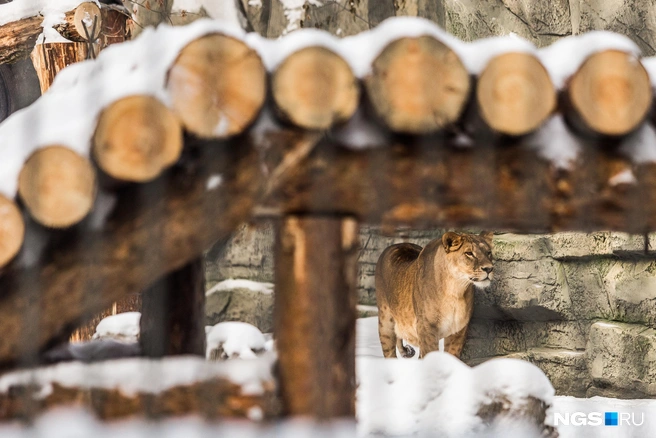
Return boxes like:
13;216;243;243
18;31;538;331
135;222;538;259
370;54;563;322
417;320;440;358
444;324;469;358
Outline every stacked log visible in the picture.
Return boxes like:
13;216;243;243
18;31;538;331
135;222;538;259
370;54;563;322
272;46;359;129
0;195;24;269
565;50;652;137
166;33;267;138
364;36;471;134
476;52;556;136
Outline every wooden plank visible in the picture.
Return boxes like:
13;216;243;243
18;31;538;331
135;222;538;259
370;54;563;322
274;216;358;418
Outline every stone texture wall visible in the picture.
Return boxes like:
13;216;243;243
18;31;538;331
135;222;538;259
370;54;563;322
205;224;656;398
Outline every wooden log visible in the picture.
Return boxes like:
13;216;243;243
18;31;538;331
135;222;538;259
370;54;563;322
53;2;103;42
30;42;88;93
99;6;130;48
167;33;267;139
476;52;556;135
93;95;183;182
566;50;652;137
0;357;279;420
18;146;96;228
129;0;173;38
0;140;262;368
272;47;360;129
0;4;117;65
274;216;358;418
364;36;471;134
140;256;206;357
0;195;24;269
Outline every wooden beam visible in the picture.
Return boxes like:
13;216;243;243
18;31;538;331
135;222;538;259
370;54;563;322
140;256;206;357
0;139;263;368
259;134;654;233
274;216;358;418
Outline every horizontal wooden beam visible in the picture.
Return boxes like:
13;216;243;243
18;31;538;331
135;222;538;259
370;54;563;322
260;131;654;234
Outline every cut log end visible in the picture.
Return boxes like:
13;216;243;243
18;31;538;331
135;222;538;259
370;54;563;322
568;50;652;136
477;52;556;135
0;195;25;268
52;2;103;42
273;47;360;129
18;146;96;228
365;36;470;134
93;95;183;182
167;33;267;139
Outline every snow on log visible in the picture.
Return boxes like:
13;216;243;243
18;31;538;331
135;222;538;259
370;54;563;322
0;355;279;420
166;33;267;139
93;96;184;182
18;146;96;228
0;1;109;65
0;140;262;367
565;50;652;137
272;46;359;129
476;52;556;136
0;195;24;269
52;2;103;43
364;36;470;134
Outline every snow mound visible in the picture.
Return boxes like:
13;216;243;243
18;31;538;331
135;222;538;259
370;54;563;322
357;352;554;437
206;278;274;296
92;312;141;343
206;321;267;360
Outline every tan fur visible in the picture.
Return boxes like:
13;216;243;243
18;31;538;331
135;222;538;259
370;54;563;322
375;231;494;359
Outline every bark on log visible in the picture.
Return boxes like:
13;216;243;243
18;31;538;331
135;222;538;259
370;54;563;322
53;2;103;42
565;50;652;137
476;52;556;135
166;33;267;139
140;256;206;357
18;146;97;229
272;47;360;129
365;36;470;133
93;95;183;182
99;7;130;48
0;195;24;269
0;139;263;368
274;216;358;418
30;42;88;93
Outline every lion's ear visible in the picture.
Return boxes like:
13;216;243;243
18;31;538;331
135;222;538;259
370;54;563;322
442;232;463;252
480;231;494;245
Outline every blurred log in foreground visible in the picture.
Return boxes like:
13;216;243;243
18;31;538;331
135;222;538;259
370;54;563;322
0;139;263;368
275;216;359;418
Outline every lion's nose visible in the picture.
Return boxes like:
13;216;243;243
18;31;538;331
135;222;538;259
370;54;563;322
482;266;493;274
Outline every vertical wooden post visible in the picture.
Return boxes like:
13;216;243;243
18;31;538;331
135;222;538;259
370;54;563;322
140;256;206;357
274;215;359;419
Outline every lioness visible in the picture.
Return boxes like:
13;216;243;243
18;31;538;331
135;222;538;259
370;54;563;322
375;231;493;359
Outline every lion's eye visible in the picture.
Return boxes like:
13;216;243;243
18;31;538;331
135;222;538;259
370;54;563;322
465;251;474;257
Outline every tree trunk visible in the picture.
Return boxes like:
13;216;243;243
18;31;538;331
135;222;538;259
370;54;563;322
274;216;359;418
140;256;206;357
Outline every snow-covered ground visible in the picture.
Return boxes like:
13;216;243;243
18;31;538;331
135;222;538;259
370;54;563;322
92;311;141;343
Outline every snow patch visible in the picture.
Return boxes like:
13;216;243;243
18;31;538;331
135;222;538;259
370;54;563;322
92;312;141;343
608;169;637;186
206;278;274;296
279;0;322;34
206;174;223;191
621;124;656;164
0;355;274;398
528;115;581;169
0;0;94;27
206;322;267;360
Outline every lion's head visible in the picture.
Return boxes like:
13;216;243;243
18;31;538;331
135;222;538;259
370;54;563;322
440;231;494;288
